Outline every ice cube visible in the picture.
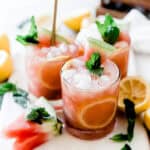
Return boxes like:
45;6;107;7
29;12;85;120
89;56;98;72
69;44;76;54
47;52;53;59
47;46;62;59
98;75;110;86
59;43;68;53
72;59;84;67
62;69;76;82
73;72;91;89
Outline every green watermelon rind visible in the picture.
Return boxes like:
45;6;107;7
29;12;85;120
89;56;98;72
39;28;70;44
88;37;116;55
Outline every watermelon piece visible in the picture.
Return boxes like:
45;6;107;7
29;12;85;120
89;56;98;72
4;114;41;139
14;132;48;150
118;31;130;45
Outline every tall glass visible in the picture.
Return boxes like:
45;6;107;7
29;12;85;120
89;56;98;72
61;58;120;139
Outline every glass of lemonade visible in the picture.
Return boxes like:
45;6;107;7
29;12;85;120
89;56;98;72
61;56;120;139
26;29;83;100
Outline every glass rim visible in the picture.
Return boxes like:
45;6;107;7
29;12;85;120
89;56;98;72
61;58;120;92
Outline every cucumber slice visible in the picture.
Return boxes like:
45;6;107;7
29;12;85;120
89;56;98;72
39;28;70;44
88;38;116;55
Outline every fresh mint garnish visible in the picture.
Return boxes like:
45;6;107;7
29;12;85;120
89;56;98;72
0;82;17;95
0;82;29;109
16;16;39;45
86;52;104;76
110;134;128;142
0;82;17;109
27;107;51;124
13;89;29;108
124;99;136;141
121;144;132;150
111;99;136;142
96;14;120;44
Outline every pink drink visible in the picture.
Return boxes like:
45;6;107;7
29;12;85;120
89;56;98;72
26;43;83;100
61;57;120;139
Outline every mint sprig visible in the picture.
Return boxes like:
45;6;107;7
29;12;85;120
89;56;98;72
121;144;132;150
0;82;29;109
27;107;50;124
125;99;136;141
110;134;128;142
96;14;120;44
111;99;136;142
111;99;135;150
16;16;39;45
86;52;104;76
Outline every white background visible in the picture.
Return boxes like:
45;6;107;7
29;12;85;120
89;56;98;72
0;0;100;33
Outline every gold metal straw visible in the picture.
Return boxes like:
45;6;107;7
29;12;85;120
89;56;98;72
51;0;58;45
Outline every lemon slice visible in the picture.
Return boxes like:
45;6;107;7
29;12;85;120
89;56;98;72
79;97;117;130
144;109;150;130
0;34;10;53
64;11;91;32
39;55;70;90
118;76;150;114
0;50;13;82
47;55;70;62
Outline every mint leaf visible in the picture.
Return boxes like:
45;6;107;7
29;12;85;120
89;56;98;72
0;95;4;109
13;89;29;108
0;82;17;108
27;107;51;124
124;99;136;142
111;134;128;142
0;82;17;95
96;14;120;44
86;52;104;76
0;82;29;109
111;99;136;143
121;144;132;150
104;14;116;27
16;16;39;45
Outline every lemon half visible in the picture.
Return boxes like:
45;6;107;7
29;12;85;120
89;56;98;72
0;50;13;82
64;11;91;32
118;76;150;114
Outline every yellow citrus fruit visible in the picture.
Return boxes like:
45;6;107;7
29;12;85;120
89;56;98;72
144;109;150;130
0;50;13;82
118;76;150;114
79;97;117;129
0;34;10;53
64;11;91;32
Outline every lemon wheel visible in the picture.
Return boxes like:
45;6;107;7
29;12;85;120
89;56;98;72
118;76;150;114
39;55;70;90
79;97;117;130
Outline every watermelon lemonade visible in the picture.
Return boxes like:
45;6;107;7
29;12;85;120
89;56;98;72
61;54;120;139
27;41;82;100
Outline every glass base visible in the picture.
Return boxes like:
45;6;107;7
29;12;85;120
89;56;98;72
29;84;61;100
65;119;116;140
